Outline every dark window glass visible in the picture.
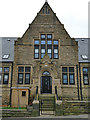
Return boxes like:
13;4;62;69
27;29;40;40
43;9;44;13
54;40;58;45
47;34;52;39
0;68;2;72
62;67;67;72
69;73;75;84
41;40;46;44
25;73;30;84
0;74;2;84
18;73;23;84
41;34;46;39
46;6;47;14
3;74;9;84
25;67;30;72
18;67;24;72
34;40;39;44
69;67;74;72
22;91;26;96
4;67;9;72
47;40;52;44
62;73;68;84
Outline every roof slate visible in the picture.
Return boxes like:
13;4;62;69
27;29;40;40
0;37;17;62
75;38;90;63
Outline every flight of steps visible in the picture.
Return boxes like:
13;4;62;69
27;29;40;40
39;94;55;115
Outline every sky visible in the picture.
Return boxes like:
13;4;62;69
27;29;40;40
0;0;89;38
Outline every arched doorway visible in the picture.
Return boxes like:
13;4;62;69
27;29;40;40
41;71;52;94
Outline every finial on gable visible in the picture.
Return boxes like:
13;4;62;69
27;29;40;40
45;0;48;3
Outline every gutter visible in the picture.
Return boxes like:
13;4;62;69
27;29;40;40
76;65;80;100
79;63;83;100
9;62;13;106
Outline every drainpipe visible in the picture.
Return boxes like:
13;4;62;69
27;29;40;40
76;65;80;100
10;62;13;106
79;63;83;100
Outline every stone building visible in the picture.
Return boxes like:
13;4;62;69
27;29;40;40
0;1;89;108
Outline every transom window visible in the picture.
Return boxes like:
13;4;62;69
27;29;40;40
43;71;50;75
53;40;58;45
47;34;52;39
41;34;46;39
34;40;39;45
18;66;31;84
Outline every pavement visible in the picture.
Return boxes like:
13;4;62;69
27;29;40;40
1;114;90;120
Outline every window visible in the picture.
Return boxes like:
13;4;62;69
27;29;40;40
0;68;2;72
47;40;52;45
62;67;75;85
3;74;9;84
53;40;58;45
47;34;52;39
18;67;24;72
34;41;39;59
25;67;31;84
34;40;39;45
18;73;23;84
34;34;59;59
83;67;89;85
41;48;45;58
41;34;46;39
47;44;52;59
2;54;9;59
81;55;88;60
22;91;26;96
3;67;9;84
53;45;58;59
41;40;46;44
62;67;68;84
18;67;31;84
69;67;75;84
34;46;39;59
18;67;24;84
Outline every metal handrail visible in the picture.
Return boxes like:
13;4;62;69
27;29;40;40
55;86;59;100
35;86;38;100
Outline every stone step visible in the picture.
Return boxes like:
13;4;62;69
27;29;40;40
40;111;55;115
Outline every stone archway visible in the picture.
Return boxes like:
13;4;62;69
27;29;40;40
41;71;52;94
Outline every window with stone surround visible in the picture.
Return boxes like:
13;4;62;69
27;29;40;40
18;66;31;84
83;67;89;85
62;67;75;85
34;34;59;59
0;67;9;84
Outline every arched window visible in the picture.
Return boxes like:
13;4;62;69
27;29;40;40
43;71;50;75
